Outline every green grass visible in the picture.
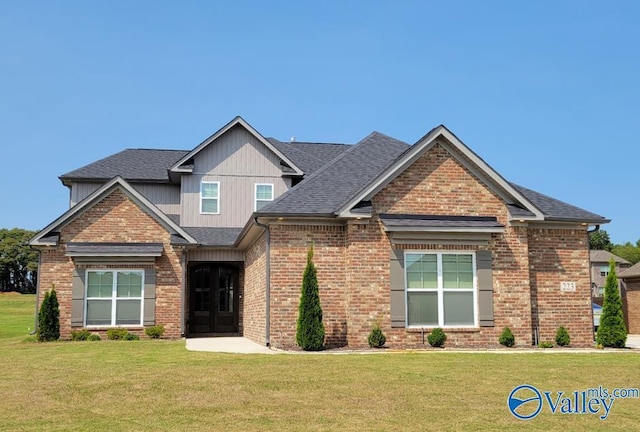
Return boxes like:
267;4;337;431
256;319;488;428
1;294;639;431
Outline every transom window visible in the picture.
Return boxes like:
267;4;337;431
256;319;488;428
201;181;220;214
405;252;477;327
85;270;144;326
255;183;274;211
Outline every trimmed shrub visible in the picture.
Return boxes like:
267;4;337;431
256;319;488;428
367;323;386;348
37;287;60;342
71;329;92;341
124;333;140;341
296;245;325;351
427;328;447;348
499;327;515;347
539;341;554;348
555;326;571;347
145;325;165;339
596;259;627;348
87;334;101;341
107;328;129;340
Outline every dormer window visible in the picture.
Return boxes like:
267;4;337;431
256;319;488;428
255;183;274;211
201;181;220;214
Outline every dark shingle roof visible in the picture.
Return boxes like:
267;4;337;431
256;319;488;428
258;132;410;215
510;183;609;223
380;214;504;229
268;138;351;174
60;149;190;182
181;227;243;247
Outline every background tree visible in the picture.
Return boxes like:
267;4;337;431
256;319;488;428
596;260;627;348
0;228;39;293
37;287;60;342
589;230;613;251
296;245;325;351
611;241;640;265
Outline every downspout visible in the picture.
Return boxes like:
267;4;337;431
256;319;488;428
30;248;42;335
587;224;600;341
180;248;187;337
254;217;271;347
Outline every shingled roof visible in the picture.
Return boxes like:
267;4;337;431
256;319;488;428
257;132;410;216
60;149;189;183
510;184;608;224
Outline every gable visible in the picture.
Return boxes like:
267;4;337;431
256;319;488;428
170;116;303;176
61;189;170;244
30;177;196;246
193;124;285;176
373;142;508;222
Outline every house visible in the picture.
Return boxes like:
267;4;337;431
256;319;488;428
619;263;640;334
29;116;610;348
589;250;630;298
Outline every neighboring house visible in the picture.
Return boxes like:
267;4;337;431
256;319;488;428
618;263;640;334
589;250;630;298
30;116;609;348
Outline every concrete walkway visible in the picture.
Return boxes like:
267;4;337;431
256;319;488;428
186;337;275;354
186;335;640;354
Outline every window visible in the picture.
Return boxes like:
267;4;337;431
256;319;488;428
255;183;274;211
201;181;220;214
405;252;476;327
600;266;609;277
85;270;144;326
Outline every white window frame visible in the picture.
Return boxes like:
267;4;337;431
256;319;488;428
200;181;220;215
254;183;274;211
84;269;145;327
404;251;478;328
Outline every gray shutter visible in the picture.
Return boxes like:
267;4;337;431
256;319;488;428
143;269;156;326
477;250;494;327
390;249;406;328
71;269;85;327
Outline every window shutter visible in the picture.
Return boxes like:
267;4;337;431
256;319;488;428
390;249;406;328
143;269;156;326
476;250;494;327
71;269;85;327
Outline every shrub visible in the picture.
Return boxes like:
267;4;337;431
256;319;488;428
367;323;386;348
555;326;571;347
107;328;129;340
296;245;325;351
37;287;60;342
539;341;554;348
145;325;165;339
124;333;140;341
87;334;101;341
499;327;515;347
596;259;627;348
427;328;447;348
71;329;92;341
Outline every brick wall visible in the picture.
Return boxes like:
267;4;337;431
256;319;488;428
269;224;347;349
37;188;183;339
243;233;267;344
622;278;640;334
528;228;593;347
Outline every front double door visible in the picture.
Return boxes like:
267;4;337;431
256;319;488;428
189;263;239;334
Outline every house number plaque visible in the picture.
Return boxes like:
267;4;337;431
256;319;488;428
560;282;576;292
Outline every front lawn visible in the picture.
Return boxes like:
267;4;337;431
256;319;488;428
1;294;639;431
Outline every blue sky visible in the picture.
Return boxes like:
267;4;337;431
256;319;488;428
1;1;638;243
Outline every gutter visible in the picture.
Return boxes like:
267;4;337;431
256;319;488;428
254;216;271;347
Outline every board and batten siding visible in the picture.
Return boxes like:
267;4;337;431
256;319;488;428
188;248;245;262
70;182;181;216
181;125;292;227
